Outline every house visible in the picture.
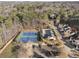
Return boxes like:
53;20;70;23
67;16;79;31
40;29;56;40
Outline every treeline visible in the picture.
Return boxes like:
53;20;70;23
0;2;79;47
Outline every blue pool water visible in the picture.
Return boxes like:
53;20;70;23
17;32;38;42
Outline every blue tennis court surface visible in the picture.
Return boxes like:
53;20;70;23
17;32;38;42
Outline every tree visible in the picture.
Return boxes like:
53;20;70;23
0;16;7;43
